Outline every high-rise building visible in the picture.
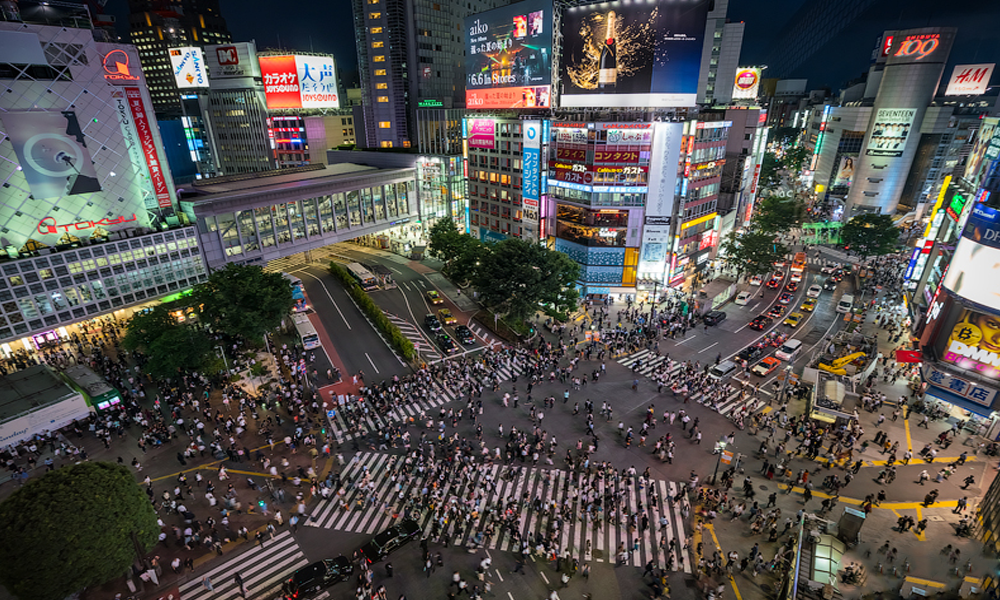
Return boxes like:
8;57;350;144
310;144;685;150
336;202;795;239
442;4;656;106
126;0;232;116
351;0;506;148
696;0;744;106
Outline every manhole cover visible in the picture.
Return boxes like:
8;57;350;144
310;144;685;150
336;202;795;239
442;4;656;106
928;515;945;522
593;550;604;559
760;485;769;490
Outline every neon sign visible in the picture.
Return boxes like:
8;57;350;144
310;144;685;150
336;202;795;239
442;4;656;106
894;34;939;61
37;214;138;236
102;50;140;82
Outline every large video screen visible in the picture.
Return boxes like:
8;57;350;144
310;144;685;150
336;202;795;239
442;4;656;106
560;0;710;108
259;54;340;109
943;203;1000;310
465;0;552;109
940;306;1000;380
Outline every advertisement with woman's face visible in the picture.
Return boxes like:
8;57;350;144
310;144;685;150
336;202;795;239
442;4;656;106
943;204;1000;311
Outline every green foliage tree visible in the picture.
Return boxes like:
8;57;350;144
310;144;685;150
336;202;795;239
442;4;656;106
752;195;802;234
769;127;800;146
841;213;900;259
195;263;294;343
720;231;789;279
122;306;214;379
0;462;158;600
782;146;811;173
473;238;580;324
757;152;782;191
427;218;467;265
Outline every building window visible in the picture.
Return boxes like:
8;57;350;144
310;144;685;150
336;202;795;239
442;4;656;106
377;96;389;102
379;121;391;128
372;41;384;48
369;11;381;18
373;55;386;62
371;27;382;33
375;69;386;76
376;82;388;89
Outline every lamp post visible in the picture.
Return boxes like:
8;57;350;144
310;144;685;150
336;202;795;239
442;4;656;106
711;438;728;485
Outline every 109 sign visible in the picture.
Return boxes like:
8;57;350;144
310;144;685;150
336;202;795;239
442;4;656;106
894;35;939;61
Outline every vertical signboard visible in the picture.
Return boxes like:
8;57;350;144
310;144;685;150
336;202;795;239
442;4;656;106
168;47;208;89
125;88;172;208
522;120;541;210
731;67;761;100
111;89;157;210
864;108;916;158
640;122;683;278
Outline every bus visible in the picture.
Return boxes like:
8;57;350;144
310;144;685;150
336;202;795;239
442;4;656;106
366;263;397;289
62;364;122;413
292;313;321;350
791;251;807;273
346;262;379;291
283;273;308;312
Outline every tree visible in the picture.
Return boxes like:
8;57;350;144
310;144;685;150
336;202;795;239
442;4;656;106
195;263;294;343
427;218;467;265
841;213;900;259
769;127;800;146
782;146;811;173
0;462;158;600
721;230;789;279
752;195;802;234
473;238;580;324
757;152;782;191
122;306;215;379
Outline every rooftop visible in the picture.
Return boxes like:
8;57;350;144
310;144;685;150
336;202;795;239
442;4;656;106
191;164;380;195
0;365;80;423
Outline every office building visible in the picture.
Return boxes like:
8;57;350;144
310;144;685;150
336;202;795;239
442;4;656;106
126;0;232;116
696;0;744;106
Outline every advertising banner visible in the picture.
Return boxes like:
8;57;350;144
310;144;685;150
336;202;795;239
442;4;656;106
865;108;916;157
168;47;208;89
944;63;995;96
111;90;158;211
467;119;496;149
554;128;588;144
522;120;541;209
0;111;102;200
125;88;172;208
964;117;1000;188
465;0;553;109
939;307;1000;380
206;43;261;79
732;67;761;100
645;122;684;218
259;55;340;109
922;362;998;407
942;204;1000;310
560;0;710;108
832;156;855;188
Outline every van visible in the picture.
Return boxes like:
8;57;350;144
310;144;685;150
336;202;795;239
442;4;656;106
708;360;738;380
836;294;854;313
704;310;727;326
776;339;803;361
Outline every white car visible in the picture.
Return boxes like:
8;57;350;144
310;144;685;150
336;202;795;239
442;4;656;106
735;291;752;306
820;263;840;274
749;275;763;286
790;272;803;283
807;284;823;298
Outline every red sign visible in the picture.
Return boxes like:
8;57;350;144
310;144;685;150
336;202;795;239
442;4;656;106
881;35;894;57
556;148;586;161
37;214;138;236
895;350;923;363
894;34;940;61
552;167;593;185
593;150;639;163
102;50;140;82
259;55;301;109
466;87;550;109
125;88;172;208
216;46;239;65
749;164;762;194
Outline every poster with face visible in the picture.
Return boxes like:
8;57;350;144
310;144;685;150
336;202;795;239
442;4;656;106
833;156;855;188
1;111;101;199
865;108;916;158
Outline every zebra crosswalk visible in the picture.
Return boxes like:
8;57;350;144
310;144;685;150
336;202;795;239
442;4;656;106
617;349;770;419
467;322;502;348
386;313;441;360
178;531;309;600
306;452;692;572
325;361;526;442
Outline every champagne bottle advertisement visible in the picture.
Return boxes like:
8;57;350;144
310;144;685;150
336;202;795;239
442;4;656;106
560;0;710;108
464;0;553;109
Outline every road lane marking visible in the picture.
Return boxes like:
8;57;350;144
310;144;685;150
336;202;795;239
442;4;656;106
365;352;380;373
698;341;719;353
296;269;351;330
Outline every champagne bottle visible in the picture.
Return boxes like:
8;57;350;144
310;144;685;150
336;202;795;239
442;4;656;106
598;11;617;91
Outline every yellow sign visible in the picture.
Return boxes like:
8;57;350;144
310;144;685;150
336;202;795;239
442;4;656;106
924;175;951;237
681;212;717;230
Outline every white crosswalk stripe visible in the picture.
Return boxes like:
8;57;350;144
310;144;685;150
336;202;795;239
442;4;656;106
178;531;309;600
467;323;502;348
306;452;692;572
386;314;441;359
325;363;525;442
617;350;771;419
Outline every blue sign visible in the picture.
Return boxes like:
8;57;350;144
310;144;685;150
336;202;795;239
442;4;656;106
326;410;337;419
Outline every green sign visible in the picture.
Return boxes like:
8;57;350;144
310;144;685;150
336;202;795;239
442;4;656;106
946;193;967;221
418;99;443;108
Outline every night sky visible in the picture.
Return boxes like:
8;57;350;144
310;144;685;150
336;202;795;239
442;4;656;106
110;0;1000;93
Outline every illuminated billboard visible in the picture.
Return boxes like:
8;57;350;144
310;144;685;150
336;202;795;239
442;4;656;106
832;156;855;188
206;43;262;80
1;111;101;200
259;54;340;109
940;307;1000;380
560;0;710;108
168;47;208;89
731;67;761;100
944;63;994;96
864;108;915;158
964;117;1000;188
942;204;1000;311
465;0;552;109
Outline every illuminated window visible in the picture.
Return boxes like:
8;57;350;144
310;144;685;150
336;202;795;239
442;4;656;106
373;55;386;62
377;96;389;102
376;83;388;89
369;11;381;18
381;141;393;148
379;121;392;128
371;27;382;33
375;69;387;76
372;41;383;48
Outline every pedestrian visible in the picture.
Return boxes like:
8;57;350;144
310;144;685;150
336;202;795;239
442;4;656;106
386;562;393;578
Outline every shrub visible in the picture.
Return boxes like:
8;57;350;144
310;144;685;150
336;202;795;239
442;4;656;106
329;262;417;360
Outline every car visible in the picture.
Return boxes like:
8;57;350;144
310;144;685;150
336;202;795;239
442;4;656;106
281;558;354;599
437;333;459;354
751;356;782;377
709;360;739;380
784;312;804;328
778;292;794;305
424;314;443;333
790;272;803;283
736;345;766;362
820;262;840;274
749;275;763;286
766;278;782;289
734;291;753;306
807;285;822;298
437;308;457;325
749;315;772;331
823;278;838;290
767;305;786;318
356;519;421;563
426;290;444;305
772;270;785;280
703;310;727;326
454;324;475;345
785;281;799;292
800;298;818;312
830;270;844;282
773;259;787;268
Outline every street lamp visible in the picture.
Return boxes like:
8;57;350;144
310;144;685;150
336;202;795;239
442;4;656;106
711;438;729;485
